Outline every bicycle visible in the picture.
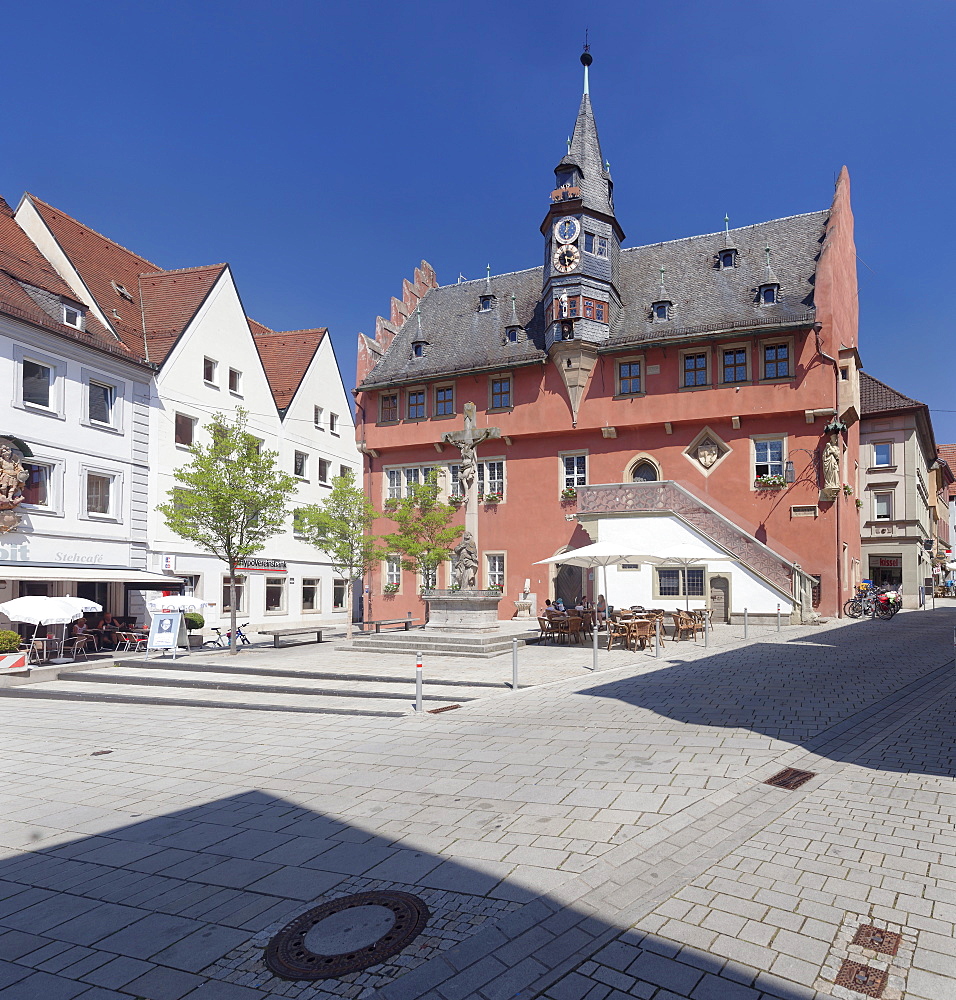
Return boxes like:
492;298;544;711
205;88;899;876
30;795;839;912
203;623;252;648
844;588;893;620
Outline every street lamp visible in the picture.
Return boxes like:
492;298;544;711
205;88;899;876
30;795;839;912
785;448;818;485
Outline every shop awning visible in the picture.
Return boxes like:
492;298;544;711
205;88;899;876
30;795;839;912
0;566;184;584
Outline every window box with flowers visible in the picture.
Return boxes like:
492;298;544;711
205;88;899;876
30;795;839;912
842;483;854;497
383;583;399;594
560;486;578;501
481;492;502;504
489;583;503;592
754;474;787;490
449;494;465;507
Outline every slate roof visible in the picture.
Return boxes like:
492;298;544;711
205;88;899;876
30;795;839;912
359;211;826;389
251;321;327;412
0;198;134;360
859;371;925;415
558;94;615;219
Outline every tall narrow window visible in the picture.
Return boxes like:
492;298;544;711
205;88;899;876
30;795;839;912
302;578;321;612
22;359;51;408
763;343;790;378
88;381;114;425
487;554;505;589
293;451;308;478
203;358;218;384
449;465;463;497
478;461;504;498
385;557;401;588
683;353;708;387
387;469;402;499
722;349;748;383
563;454;587;490
265;577;286;613
407;390;426;420
874;491;893;520
228;368;242;394
874;443;892;467
175;413;195;447
435;386;454;416
317;459;330;483
86;474;112;515
314;405;324;428
332;579;347;609
329;413;339;435
491;378;511;409
222;575;246;613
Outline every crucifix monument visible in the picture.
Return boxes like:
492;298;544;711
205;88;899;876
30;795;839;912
441;402;501;579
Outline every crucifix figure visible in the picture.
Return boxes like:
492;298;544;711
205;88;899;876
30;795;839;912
442;402;501;588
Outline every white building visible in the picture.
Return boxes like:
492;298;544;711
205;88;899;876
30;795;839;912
0;196;170;616
7;193;360;629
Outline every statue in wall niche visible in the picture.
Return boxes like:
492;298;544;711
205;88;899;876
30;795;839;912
0;443;28;509
822;434;841;491
452;532;479;590
696;440;719;469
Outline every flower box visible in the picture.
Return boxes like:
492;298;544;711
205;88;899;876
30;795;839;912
383;583;399;594
482;493;503;504
560;487;578;501
754;475;786;490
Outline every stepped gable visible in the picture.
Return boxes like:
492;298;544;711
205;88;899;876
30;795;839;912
0;197;125;357
359;211;826;389
139;264;227;364
859;371;925;415
251;319;327;412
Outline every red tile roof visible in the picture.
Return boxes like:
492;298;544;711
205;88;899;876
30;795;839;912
0;198;133;359
22;194;329;405
252;322;327;411
938;444;956;499
859;371;925;415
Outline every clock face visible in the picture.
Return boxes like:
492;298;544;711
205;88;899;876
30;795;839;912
553;243;581;273
554;217;580;244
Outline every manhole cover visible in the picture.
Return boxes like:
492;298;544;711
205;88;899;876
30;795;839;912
835;959;887;997
764;767;816;790
264;890;430;981
852;924;901;956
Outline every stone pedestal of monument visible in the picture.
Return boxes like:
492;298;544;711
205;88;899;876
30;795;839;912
423;590;502;633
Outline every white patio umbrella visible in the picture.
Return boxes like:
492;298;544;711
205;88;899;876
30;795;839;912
0;596;86;627
145;596;209;614
59;596;103;615
534;541;661;610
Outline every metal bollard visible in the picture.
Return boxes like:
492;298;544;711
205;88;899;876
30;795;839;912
655;616;661;658
592;618;599;671
776;603;781;632
415;652;423;713
744;608;749;640
704;613;709;648
512;638;519;690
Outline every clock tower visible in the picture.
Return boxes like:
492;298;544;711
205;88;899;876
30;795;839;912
542;49;625;422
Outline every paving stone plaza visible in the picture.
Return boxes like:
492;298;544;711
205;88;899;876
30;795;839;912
0;607;953;1000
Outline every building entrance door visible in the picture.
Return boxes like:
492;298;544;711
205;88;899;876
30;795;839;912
555;564;584;608
710;575;730;623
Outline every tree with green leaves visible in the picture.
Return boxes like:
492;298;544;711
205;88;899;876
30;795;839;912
379;470;463;597
294;469;378;639
158;408;298;655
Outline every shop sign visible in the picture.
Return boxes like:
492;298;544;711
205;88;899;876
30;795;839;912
236;558;287;572
876;557;901;568
162;555;177;571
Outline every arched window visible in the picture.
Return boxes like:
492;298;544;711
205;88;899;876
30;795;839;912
631;461;659;482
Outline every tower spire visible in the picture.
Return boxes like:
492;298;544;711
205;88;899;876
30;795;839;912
582;35;591;95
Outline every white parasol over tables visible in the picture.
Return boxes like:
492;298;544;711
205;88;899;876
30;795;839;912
535;541;659;609
0;596;87;626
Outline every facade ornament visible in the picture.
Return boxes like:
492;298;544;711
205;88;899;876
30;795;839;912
0;440;28;534
822;433;841;492
452;532;479;590
696;439;719;469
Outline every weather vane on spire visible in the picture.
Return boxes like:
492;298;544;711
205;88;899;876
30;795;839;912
581;30;592;96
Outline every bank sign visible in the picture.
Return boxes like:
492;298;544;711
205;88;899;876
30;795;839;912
235;558;287;572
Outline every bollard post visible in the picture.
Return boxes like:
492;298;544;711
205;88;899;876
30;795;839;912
744;608;749;640
776;603;781;632
704;613;709;648
415;652;423;713
512;638;519;690
592;617;599;671
655;616;661;658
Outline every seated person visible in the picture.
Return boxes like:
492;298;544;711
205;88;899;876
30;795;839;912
554;597;566;613
70;618;89;637
595;594;608;624
96;612;121;649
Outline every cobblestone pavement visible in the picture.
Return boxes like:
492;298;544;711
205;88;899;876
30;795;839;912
0;607;951;999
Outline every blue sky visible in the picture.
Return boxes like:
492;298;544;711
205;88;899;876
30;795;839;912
4;1;955;439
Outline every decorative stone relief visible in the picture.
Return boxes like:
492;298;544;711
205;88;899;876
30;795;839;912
682;426;731;477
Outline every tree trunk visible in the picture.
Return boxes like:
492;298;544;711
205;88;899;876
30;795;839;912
228;560;239;656
345;580;353;641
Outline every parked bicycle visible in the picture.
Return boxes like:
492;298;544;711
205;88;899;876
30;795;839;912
203;623;252;648
843;585;895;620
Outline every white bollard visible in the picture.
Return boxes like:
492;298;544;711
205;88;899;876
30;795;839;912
776;603;781;632
704;613;710;648
512;638;519;690
415;652;423;713
592;618;599;671
744;608;749;640
655;616;661;658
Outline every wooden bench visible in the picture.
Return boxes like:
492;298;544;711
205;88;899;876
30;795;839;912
359;618;421;634
256;627;324;648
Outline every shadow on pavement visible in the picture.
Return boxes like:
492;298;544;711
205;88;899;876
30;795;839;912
577;608;956;777
0;789;831;1000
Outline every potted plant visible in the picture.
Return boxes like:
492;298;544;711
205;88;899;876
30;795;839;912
383;583;399;595
183;612;205;648
0;630;21;654
855;498;863;510
483;492;503;504
842;483;854;497
754;474;787;489
560;486;578;501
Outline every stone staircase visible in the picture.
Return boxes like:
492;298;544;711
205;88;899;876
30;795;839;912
343;627;541;658
0;659;504;717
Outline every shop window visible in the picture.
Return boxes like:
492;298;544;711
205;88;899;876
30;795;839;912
333;579;347;610
656;567;705;597
302;578;321;613
222;575;246;613
265;577;286;613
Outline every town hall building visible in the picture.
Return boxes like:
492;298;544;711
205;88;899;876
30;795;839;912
355;53;862;621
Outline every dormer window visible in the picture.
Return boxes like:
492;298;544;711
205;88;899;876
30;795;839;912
505;327;521;343
411;341;427;358
652;300;672;321
478;295;495;312
555;169;576;188
111;280;134;302
758;283;779;305
718;249;738;269
62;304;83;329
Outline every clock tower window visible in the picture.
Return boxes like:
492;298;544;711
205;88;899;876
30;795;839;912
583;233;609;257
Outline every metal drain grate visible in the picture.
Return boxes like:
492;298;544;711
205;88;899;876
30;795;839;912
764;767;816;790
852;924;901;956
427;704;461;714
264;890;429;981
835;959;887;998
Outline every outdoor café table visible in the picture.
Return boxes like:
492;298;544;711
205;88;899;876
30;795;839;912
28;637;62;664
